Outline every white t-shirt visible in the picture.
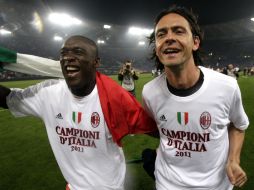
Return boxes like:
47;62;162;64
122;74;135;91
7;79;126;190
142;66;249;190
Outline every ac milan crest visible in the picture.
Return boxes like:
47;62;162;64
200;111;211;129
91;112;100;128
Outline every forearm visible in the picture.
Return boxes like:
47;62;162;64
228;123;245;163
133;72;139;80
226;123;247;187
0;85;11;108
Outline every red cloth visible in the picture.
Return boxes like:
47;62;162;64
96;72;157;146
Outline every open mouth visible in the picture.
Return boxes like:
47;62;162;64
65;65;80;76
163;48;180;55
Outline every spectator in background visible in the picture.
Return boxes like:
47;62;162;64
243;67;248;76
223;64;239;79
118;60;139;96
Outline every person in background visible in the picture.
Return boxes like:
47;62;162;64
0;35;157;190
227;64;239;79
223;64;239;79
142;5;249;190
118;60;139;96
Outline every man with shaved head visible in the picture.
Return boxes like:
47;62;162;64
0;35;157;190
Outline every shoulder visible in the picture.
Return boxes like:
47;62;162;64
143;73;165;94
8;79;64;101
23;79;64;96
200;66;238;90
35;79;63;91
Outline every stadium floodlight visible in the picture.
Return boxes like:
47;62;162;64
97;40;105;44
0;29;12;35
251;18;254;22
128;26;153;36
54;35;63;41
138;41;145;46
32;12;43;33
48;13;82;27
103;24;111;29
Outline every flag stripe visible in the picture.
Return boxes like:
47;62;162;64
72;112;76;122
185;112;188;125
0;46;63;78
0;47;17;63
78;112;81;123
177;112;181;124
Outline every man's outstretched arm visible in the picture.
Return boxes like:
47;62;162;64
0;85;11;108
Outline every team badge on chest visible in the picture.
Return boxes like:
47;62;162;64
91;112;100;128
177;112;189;126
200;111;211;129
72;111;82;124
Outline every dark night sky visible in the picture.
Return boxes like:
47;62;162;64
41;0;254;26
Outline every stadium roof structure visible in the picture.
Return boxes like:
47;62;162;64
1;0;254;71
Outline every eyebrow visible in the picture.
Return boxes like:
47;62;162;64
156;25;187;35
155;27;168;35
60;47;86;52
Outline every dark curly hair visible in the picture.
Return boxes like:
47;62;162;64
148;5;204;71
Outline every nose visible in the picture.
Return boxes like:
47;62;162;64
61;54;76;65
165;32;175;44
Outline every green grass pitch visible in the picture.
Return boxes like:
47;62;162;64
0;74;253;190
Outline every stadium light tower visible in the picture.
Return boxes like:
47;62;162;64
103;24;111;29
48;13;82;27
128;26;153;36
31;12;43;33
54;35;63;41
138;41;145;46
97;39;105;44
251;18;254;22
0;29;12;35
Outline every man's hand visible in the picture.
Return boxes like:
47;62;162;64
226;160;247;188
119;69;124;75
0;85;11;108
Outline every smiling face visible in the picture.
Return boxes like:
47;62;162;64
60;36;98;94
155;13;200;68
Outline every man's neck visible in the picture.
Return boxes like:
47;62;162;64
71;80;96;97
165;63;200;89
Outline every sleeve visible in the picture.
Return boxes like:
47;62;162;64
141;86;156;120
229;84;249;130
6;82;45;118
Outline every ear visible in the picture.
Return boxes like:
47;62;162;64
94;58;100;68
193;36;200;51
155;46;159;57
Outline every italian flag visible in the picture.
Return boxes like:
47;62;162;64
177;112;189;125
0;46;63;78
72;112;82;124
